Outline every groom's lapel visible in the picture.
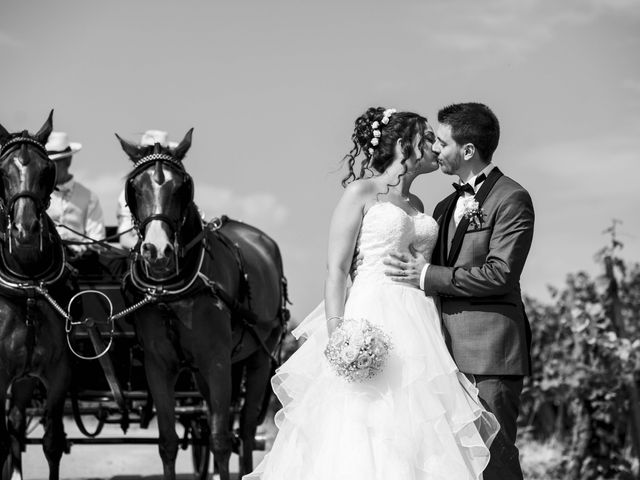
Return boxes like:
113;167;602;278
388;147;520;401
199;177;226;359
433;192;458;266
447;167;504;266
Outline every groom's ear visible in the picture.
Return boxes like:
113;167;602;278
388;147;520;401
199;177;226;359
463;143;476;161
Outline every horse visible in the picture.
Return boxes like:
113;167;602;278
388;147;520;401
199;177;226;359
0;112;72;480
117;129;288;480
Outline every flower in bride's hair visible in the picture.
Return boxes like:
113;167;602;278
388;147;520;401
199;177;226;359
368;147;374;155
381;108;396;125
371;137;379;146
371;121;379;129
373;130;381;138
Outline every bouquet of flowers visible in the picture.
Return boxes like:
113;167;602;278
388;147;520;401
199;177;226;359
324;318;393;382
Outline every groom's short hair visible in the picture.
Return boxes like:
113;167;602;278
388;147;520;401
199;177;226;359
438;103;500;162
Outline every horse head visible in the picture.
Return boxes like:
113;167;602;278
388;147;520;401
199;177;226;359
0;112;57;250
117;128;194;280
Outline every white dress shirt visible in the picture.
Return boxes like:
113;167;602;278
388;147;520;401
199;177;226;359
419;163;495;290
47;177;106;253
117;189;133;234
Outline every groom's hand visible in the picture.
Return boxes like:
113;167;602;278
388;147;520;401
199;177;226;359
383;245;426;287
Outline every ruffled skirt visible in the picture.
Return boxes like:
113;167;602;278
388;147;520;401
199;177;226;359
244;280;500;480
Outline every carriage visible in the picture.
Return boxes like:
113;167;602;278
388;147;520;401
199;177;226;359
0;115;290;480
9;231;279;480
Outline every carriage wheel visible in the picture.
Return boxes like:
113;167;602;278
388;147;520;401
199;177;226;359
190;418;210;480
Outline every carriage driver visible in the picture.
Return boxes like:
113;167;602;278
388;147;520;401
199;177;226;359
46;131;106;259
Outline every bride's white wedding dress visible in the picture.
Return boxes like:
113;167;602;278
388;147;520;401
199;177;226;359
245;202;500;480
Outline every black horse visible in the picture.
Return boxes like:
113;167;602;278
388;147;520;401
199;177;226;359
117;129;288;480
0;113;72;480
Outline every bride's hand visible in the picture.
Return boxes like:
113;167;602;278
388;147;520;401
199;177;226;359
327;316;343;336
383;245;426;287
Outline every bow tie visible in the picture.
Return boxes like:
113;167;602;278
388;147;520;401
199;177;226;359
452;173;487;196
452;183;475;195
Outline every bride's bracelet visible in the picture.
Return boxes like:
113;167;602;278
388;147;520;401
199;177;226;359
327;316;344;325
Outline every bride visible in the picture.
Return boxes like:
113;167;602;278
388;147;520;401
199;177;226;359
244;107;499;479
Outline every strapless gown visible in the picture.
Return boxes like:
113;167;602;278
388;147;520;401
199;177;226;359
244;202;500;480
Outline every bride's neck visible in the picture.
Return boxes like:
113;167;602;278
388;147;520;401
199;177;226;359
380;167;415;196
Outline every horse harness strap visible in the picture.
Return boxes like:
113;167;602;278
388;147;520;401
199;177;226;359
197;274;280;365
21;292;38;376
126;215;278;364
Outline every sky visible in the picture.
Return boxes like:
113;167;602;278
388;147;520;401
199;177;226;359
1;0;638;323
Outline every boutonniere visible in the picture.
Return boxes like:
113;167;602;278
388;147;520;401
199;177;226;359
462;197;486;228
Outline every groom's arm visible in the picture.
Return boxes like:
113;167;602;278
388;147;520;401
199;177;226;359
424;189;534;297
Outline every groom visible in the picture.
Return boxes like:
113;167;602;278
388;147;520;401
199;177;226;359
386;102;534;480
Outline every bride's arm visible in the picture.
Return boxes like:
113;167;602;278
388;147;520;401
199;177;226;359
324;182;369;335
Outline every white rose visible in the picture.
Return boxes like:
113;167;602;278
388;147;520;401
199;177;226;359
342;346;359;363
373;130;381;138
371;137;379;146
463;198;478;210
381;117;389;125
357;354;373;369
371;121;379;129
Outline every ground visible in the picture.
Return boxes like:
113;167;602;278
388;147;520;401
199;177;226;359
22;418;267;480
23;415;564;479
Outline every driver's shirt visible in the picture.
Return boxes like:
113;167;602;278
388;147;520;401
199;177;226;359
47;177;106;253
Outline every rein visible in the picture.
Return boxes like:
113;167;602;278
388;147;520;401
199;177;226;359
55;223;135;251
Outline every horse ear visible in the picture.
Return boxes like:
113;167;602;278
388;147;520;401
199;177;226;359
34;110;54;144
0;122;9;145
115;133;142;161
173;128;193;160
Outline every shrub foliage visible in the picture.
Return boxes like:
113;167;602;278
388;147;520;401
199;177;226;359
522;222;640;479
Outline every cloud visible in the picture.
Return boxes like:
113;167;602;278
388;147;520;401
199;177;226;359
623;78;640;94
427;0;640;59
587;0;640;14
517;132;636;194
0;31;22;48
195;185;289;230
71;169;290;232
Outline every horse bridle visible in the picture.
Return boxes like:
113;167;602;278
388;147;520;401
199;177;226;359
0;136;56;253
126;152;195;264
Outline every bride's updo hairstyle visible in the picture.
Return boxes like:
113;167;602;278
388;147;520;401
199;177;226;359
342;106;429;187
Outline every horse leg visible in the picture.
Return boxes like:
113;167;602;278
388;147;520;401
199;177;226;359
41;364;70;480
194;346;232;480
144;354;180;480
6;377;37;480
0;374;10;477
238;349;273;476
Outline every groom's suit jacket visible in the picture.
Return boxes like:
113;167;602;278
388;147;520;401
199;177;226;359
425;167;534;376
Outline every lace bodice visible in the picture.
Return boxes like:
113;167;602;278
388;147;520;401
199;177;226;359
354;202;439;285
